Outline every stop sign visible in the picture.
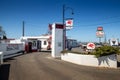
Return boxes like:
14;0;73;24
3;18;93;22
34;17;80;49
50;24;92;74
87;43;95;49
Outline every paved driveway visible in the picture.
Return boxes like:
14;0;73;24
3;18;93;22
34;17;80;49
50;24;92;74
1;52;120;80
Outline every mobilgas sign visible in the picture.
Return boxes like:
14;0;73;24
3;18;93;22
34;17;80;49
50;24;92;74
87;43;95;49
65;19;73;30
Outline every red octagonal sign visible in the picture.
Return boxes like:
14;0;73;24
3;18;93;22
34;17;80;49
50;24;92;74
87;43;95;49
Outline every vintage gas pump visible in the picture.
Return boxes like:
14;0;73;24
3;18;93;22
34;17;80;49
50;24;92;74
52;23;64;58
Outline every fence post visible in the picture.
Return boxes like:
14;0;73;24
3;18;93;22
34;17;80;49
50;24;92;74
0;52;3;64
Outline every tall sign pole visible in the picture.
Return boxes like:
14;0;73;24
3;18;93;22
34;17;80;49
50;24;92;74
99;37;101;44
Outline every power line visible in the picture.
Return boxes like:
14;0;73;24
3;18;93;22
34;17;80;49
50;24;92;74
95;16;120;21
78;20;120;27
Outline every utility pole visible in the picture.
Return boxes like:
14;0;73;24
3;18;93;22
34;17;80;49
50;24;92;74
63;4;65;50
22;21;25;37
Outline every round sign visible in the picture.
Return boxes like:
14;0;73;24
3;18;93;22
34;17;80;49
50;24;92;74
87;43;95;49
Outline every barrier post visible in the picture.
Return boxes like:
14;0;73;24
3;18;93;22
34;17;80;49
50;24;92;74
0;52;3;64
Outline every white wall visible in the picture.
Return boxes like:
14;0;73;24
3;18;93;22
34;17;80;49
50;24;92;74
61;53;117;68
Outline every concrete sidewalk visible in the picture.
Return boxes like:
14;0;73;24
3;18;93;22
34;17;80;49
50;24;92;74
1;52;120;80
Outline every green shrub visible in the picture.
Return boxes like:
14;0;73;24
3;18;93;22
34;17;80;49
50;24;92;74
61;46;120;57
92;46;120;57
61;50;69;54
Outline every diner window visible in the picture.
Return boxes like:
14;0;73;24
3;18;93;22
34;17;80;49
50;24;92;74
44;41;47;45
33;41;36;47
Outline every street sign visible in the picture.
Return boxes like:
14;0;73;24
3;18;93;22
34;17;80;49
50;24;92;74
109;38;119;46
87;43;95;49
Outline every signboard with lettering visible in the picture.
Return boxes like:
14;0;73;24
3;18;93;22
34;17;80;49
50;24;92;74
6;44;19;51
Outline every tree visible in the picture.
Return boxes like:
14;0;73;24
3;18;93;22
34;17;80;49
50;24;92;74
0;26;7;39
3;35;7;39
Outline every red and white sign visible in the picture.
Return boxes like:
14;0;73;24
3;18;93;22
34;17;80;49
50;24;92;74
97;27;103;31
87;43;95;49
65;19;73;29
96;31;104;38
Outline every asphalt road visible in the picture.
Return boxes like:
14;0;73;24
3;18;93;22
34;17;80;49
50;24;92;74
1;52;120;80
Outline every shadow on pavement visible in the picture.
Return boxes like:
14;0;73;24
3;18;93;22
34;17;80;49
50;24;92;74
0;64;10;80
4;58;15;62
40;50;51;53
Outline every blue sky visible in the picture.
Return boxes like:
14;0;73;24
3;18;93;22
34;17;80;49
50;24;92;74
0;0;120;42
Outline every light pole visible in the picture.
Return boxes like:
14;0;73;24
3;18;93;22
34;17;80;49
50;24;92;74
63;4;74;50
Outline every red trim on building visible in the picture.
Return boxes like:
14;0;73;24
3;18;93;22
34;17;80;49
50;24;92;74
56;24;64;29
